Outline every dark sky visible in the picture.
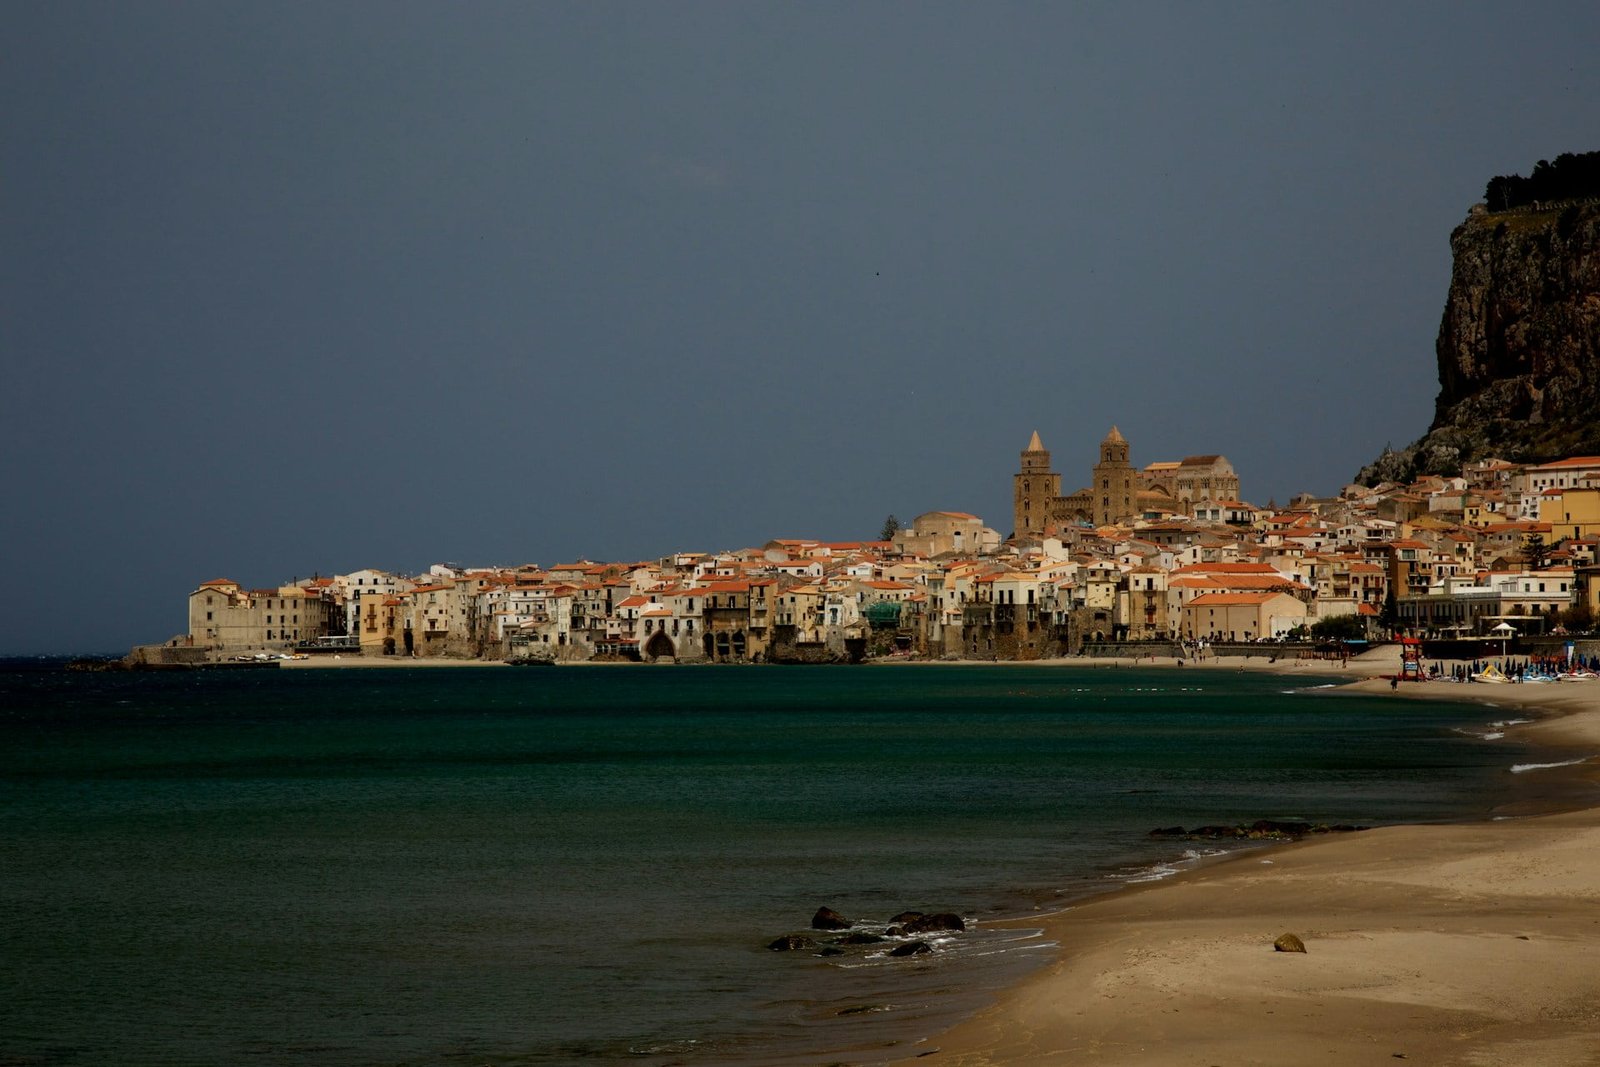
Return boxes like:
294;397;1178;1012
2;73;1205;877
5;2;1598;654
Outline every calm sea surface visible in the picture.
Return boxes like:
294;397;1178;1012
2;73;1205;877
0;663;1532;1065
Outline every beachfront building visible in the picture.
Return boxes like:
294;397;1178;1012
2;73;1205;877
186;579;338;652
1181;591;1307;642
356;594;404;655
334;569;410;635
1125;565;1171;639
700;580;756;662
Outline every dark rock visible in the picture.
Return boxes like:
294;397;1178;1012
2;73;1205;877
885;926;903;937
900;912;966;935
1188;825;1245;839
811;906;852;931
1251;820;1312;837
818;946;844;957
888;911;925;924
1148;826;1187;838
768;935;815;952
836;932;886;945
1357;198;1600;483
889;940;932;957
1274;932;1307;953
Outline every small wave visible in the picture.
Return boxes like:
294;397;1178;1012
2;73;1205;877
628;1038;704;1056
1490;718;1533;728
1510;757;1592;774
1482;731;1505;741
1113;845;1231;885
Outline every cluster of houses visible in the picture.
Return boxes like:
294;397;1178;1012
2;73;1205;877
177;435;1600;664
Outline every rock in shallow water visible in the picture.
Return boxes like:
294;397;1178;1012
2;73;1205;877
889;941;932;957
900;912;966;934
768;935;815;951
811;906;852;930
1274;932;1307;953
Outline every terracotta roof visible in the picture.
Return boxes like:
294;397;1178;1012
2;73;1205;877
1171;563;1279;575
1527;456;1600;469
1186;592;1286;606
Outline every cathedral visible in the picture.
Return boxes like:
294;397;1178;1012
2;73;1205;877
1012;427;1240;537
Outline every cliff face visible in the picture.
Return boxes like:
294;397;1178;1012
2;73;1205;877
1360;201;1600;483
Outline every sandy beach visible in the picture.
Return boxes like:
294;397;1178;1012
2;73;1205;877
889;660;1600;1066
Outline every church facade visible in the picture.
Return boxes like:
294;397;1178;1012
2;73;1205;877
1011;427;1241;537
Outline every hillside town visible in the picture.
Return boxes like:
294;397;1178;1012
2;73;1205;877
163;428;1600;665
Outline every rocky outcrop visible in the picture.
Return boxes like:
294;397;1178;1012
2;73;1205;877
1359;198;1600;482
889;940;932;957
768;935;815;951
896;913;966;935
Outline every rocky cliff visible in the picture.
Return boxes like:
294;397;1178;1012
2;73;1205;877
1359;198;1600;484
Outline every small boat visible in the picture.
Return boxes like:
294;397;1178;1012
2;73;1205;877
1472;665;1510;684
1557;671;1597;682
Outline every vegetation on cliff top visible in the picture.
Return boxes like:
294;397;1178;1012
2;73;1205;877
1484;150;1600;212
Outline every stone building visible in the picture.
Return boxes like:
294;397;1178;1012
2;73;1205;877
1013;431;1060;539
892;511;1001;557
1142;455;1241;511
1051;426;1137;527
187;579;338;652
1010;426;1241;533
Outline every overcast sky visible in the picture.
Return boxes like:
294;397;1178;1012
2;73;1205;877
5;2;1598;654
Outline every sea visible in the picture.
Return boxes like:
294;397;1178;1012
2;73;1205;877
0;661;1554;1066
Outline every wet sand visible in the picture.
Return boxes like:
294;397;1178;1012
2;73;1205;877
887;663;1600;1066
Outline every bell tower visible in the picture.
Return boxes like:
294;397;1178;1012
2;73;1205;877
1013;430;1059;538
1092;425;1135;526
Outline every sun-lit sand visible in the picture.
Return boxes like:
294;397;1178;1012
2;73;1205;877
888;653;1600;1066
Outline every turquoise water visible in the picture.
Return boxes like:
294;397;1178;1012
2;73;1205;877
0;664;1529;1065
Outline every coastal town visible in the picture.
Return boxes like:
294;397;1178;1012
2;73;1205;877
150;426;1600;667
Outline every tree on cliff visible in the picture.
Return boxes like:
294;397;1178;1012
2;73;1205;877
1484;150;1600;212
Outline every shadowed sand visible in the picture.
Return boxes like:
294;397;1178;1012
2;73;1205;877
886;659;1600;1066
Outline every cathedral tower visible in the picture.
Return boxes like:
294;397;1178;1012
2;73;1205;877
1092;425;1135;526
1013;430;1059;538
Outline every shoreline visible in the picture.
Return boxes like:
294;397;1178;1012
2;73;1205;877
880;666;1600;1066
